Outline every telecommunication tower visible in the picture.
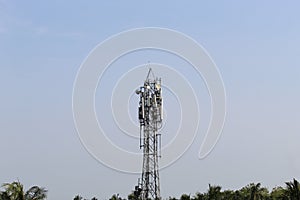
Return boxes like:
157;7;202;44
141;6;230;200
134;68;163;200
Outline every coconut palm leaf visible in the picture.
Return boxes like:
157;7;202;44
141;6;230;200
24;186;47;200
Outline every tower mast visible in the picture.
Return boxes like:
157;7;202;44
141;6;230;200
135;68;163;200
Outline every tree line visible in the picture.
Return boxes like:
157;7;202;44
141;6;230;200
167;179;300;200
0;178;299;200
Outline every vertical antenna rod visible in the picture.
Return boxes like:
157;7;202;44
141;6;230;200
135;68;163;200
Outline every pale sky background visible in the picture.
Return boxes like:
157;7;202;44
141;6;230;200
1;1;300;200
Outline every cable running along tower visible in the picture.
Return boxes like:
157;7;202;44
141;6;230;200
135;68;163;200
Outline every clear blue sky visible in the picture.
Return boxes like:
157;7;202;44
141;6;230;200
1;1;300;199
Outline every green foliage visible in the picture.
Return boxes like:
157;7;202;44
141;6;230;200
73;195;100;200
109;194;122;200
0;191;10;200
2;178;300;200
221;190;235;200
128;192;139;200
67;179;300;200
285;178;300;200
192;192;204;200
180;194;190;200
271;187;288;200
73;195;83;200
24;186;47;200
206;184;222;200
239;182;269;200
175;179;299;200
0;181;47;200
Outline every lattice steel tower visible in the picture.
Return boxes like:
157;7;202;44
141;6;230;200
134;68;163;200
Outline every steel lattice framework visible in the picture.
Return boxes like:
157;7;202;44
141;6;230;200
135;68;163;200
